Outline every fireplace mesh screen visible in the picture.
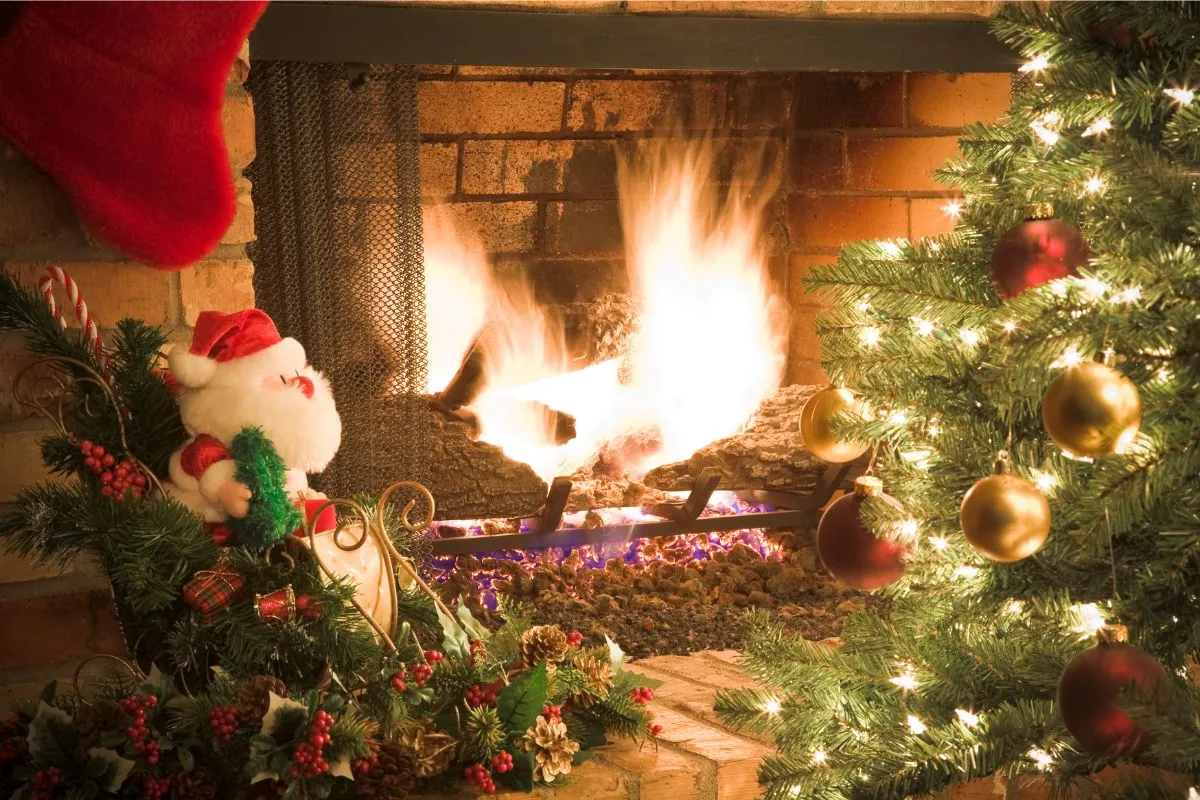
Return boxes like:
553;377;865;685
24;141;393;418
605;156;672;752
248;63;430;508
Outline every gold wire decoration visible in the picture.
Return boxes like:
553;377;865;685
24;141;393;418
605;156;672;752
11;354;166;496
301;481;457;661
71;653;146;707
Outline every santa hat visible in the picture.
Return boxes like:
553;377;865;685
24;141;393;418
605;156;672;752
169;309;307;389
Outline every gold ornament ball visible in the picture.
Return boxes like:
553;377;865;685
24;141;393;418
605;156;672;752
960;457;1050;563
801;387;869;464
1042;361;1141;459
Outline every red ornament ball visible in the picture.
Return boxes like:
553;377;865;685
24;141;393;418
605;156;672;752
816;476;906;591
1057;626;1170;757
990;217;1089;298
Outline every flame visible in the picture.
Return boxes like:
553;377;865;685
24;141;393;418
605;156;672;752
417;136;786;483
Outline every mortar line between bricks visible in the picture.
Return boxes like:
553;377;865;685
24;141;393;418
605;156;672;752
421;128;789;144
0;659;86;689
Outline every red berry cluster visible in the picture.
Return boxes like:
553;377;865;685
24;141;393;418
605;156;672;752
141;775;171;800
412;662;433;687
566;630;584;647
390;668;407;692
79;441;147;500
289;710;334;779
30;766;62;800
646;723;663;737
465;684;498;708
424;650;445;664
630;687;654;705
120;694;160;764
463;762;495;794
209;706;239;741
469;639;487;665
0;716;28;768
542;704;562;721
490;751;513;774
295;595;321;620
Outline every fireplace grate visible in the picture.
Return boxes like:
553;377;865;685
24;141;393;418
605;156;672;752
248;62;430;509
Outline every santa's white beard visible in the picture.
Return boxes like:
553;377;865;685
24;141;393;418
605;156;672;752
178;374;342;473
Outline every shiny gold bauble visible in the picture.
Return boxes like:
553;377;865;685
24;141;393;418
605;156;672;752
960;453;1050;563
1042;361;1141;458
800;387;869;464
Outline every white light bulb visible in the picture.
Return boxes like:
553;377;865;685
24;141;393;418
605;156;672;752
1004;600;1025;615
960;328;981;347
955;565;981;579
1001;320;1016;333
1188;787;1199;800
1020;54;1050;73
1032;470;1057;493
1157;367;1173;382
857;300;871;312
1111;286;1141;304
1080;277;1109;298
891;671;918;691
942;200;963;218
1071;603;1106;635
1031;123;1060;146
898;519;920;539
1082;117;1112;136
907;715;927;735
928;241;942;253
1028;748;1054;770
861;327;881;347
1054;346;1084;369
812;750;827;765
889;409;909;425
955;709;980;727
1166;87;1195;105
930;535;950;552
1084;175;1105;194
879;241;902;258
762;699;781;715
913;317;934;336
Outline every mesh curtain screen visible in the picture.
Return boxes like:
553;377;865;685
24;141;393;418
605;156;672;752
247;63;429;504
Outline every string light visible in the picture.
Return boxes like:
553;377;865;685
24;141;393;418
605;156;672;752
1187;787;1199;800
955;709;980;727
1028;748;1055;770
902;449;933;470
861;326;881;347
1080;277;1109;298
1019;54;1050;73
912;317;934;336
1157;367;1173;382
1083;175;1105;194
1165;87;1195;105
1111;285;1142;303
890;670;919;692
857;300;871;312
879;241;902;258
930;535;950;552
907;715;927;735
959;328;981;347
1030;111;1061;146
927;418;941;437
812;750;828;765
1001;320;1016;333
898;519;920;539
1004;600;1025;615
762;699;781;715
1082;117;1112;136
941;199;963;218
1052;346;1084;369
954;565;981;579
1070;603;1106;635
889;409;909;425
1031;470;1058;494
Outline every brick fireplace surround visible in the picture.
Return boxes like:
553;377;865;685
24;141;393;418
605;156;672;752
0;3;1011;775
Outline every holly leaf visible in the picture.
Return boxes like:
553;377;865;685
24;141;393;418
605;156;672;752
26;701;75;762
260;691;308;736
572;749;596;766
178;746;195;773
456;596;491;641
498;749;534;793
329;754;354;780
564;712;607;750
496;662;547;736
605;635;628;674
141;664;172;698
437;604;471;660
85;747;135;792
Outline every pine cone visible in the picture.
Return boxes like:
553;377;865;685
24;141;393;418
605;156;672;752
519;625;570;668
521;715;579;783
172;769;217;800
237;676;288;727
356;742;419;800
569;654;614;709
74;700;126;748
399;721;456;778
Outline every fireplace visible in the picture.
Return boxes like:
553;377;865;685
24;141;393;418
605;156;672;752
245;3;1017;558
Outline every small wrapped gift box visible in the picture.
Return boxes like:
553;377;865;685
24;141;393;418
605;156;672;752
183;558;247;617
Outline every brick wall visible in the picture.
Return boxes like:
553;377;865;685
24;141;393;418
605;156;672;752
415;68;1011;383
0;44;256;709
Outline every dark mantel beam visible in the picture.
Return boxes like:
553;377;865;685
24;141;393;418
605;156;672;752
250;3;1020;73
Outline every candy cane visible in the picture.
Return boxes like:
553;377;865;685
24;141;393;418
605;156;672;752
39;266;108;369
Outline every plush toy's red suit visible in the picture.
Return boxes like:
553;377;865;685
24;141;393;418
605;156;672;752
165;310;342;539
0;2;267;268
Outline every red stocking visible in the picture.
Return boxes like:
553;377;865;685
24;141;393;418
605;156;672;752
0;1;267;269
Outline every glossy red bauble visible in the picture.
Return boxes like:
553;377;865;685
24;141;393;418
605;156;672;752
816;476;906;591
1057;628;1170;757
990;217;1089;299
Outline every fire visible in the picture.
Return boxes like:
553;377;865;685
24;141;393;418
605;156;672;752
416;136;786;482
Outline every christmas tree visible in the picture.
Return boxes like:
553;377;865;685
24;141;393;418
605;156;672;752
716;3;1200;798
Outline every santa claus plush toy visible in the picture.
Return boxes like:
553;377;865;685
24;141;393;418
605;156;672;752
165;309;341;538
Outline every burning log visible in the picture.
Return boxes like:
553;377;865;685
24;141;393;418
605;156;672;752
557;293;639;368
643;385;865;492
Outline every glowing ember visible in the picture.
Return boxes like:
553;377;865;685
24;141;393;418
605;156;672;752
413;136;786;483
429;492;783;608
